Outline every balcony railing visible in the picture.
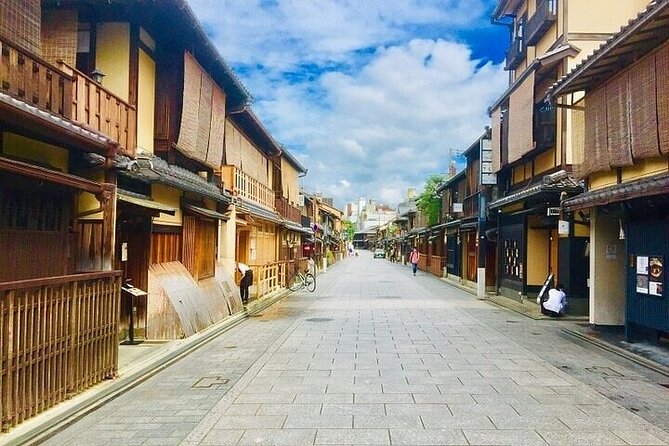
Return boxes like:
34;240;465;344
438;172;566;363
463;194;480;219
60;63;137;157
275;196;301;224
0;37;136;156
505;38;526;70
220;165;275;210
526;0;557;46
0;38;73;119
0;271;121;431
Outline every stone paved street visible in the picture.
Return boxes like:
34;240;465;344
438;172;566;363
43;252;669;446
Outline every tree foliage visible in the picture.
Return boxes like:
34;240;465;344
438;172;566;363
416;174;444;227
342;220;355;242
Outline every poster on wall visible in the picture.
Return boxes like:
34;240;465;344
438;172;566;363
636;274;649;294
648;256;663;297
636;256;649;275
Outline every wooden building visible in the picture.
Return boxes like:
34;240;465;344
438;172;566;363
487;0;649;312
0;0;125;429
549;0;669;341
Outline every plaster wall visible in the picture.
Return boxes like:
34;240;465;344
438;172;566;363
590;209;626;325
95;22;130;102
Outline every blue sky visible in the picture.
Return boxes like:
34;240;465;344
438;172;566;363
189;0;510;208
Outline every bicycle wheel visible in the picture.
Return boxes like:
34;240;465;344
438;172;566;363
288;273;304;292
305;273;316;292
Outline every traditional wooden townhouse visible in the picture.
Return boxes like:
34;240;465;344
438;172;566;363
435;131;498;292
548;0;669;341
35;0;257;341
487;0;649;312
276;148;309;263
221;108;304;300
0;0;133;429
316;197;344;266
436;170;467;280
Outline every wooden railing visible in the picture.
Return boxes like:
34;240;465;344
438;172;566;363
429;255;445;278
526;0;557;46
0;271;121;431
275;196;301;224
220;165;275;210
0;38;73;119
60;63;136;156
0;37;136;156
249;260;294;299
463;194;480;219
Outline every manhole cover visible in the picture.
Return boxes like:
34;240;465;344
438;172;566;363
376;295;402;299
192;376;229;388
305;318;333;322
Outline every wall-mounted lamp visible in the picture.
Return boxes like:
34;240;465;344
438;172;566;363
91;68;105;84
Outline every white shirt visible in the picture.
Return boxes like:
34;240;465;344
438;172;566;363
543;288;567;313
238;263;250;274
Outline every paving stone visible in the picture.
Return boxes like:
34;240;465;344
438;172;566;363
315;428;390;445
237;428;317;445
389;428;467;445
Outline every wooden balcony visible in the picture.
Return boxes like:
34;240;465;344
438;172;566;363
0;37;136;156
276;196;301;224
220;165;275;210
0;271;121;431
505;38;526;70
526;0;557;46
60;63;137;157
463;194;480;219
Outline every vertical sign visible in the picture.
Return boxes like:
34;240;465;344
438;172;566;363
480;137;497;185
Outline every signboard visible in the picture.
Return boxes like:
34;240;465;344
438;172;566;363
297;194;305;207
453;203;463;213
558;220;569;235
547;207;561;216
480;137;497;185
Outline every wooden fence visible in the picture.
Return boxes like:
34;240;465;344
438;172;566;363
0;271;121;431
250;260;294;299
428;255;445;278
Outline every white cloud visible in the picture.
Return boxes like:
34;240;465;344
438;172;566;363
188;0;507;209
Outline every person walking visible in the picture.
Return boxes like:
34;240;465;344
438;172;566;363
409;247;420;276
238;262;253;305
541;283;567;317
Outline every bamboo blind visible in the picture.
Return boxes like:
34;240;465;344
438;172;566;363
196;73;213;162
0;0;41;56
508;71;535;164
657;43;669;155
584;86;610;176
41;9;77;67
630;53;660;159
207;87;227;167
606;71;633;167
225;120;242;168
571;98;587;179
177;53;228;168
0;273;120;430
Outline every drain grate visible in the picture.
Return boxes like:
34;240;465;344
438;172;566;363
305;318;333;323
192;376;229;389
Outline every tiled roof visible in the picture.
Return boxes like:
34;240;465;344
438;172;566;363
115;155;231;204
563;173;669;212
488;171;582;210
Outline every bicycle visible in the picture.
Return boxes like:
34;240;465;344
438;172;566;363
288;269;316;292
